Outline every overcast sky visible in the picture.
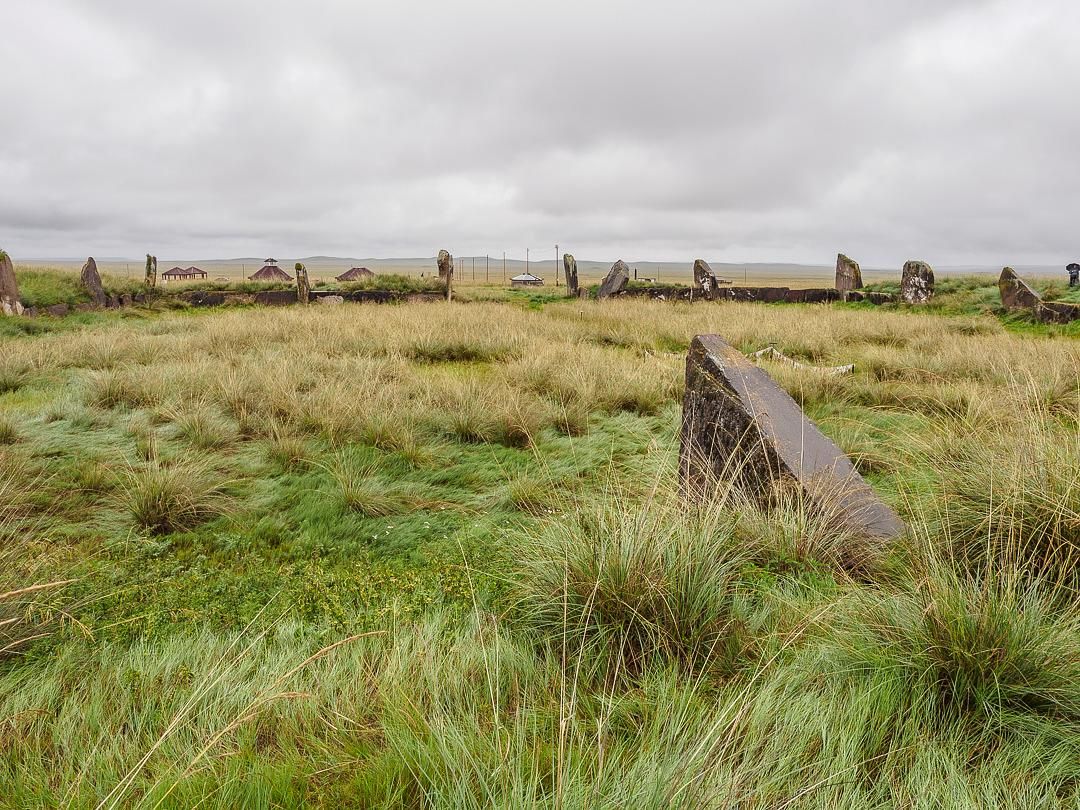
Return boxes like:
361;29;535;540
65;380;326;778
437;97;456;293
1;0;1077;265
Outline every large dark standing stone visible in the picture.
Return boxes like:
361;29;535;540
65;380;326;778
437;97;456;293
834;253;863;294
680;334;905;541
900;260;935;304
998;267;1042;310
437;249;453;301
1067;263;1079;287
693;259;720;300
597;260;630;299
563;253;579;297
0;250;23;316
80;257;107;308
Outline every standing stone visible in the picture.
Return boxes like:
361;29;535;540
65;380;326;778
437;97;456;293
900;260;935;304
317;294;345;306
693;259;721;300
437;250;454;302
680;334;905;542
597;260;630;299
998;267;1042;310
0;250;23;316
834;253;863;294
144;254;157;289
80;257;107;308
295;263;310;305
1067;263;1079;287
563;253;579;297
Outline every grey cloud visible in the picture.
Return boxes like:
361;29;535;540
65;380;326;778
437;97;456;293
1;0;1077;265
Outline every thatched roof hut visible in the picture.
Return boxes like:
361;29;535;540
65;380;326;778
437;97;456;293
336;267;375;282
249;259;293;282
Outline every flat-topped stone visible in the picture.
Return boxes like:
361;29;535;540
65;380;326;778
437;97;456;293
680;334;905;541
900;260;934;304
834;253;862;294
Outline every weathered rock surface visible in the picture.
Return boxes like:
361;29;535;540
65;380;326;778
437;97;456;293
0;251;23;316
295;263;310;305
834;253;863;294
437;250;453;281
437;249;453;301
900;260;935;304
597;260;630;299
680;334;906;541
999;267;1042;310
693;259;720;299
120;293;134;307
46;303;70;317
80;257;107;308
318;294;345;306
563;253;579;296
144;254;157;289
1037;301;1080;324
1067;263;1079;287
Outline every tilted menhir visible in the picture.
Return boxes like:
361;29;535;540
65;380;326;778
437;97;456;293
680;335;905;541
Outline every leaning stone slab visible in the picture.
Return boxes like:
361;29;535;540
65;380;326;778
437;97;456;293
0;250;23;316
900;260;934;304
80;257;107;308
680;334;905;541
834;253;862;294
597;260;630;299
998;267;1041;310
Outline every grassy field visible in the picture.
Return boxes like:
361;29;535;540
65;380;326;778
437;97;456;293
1;284;1079;807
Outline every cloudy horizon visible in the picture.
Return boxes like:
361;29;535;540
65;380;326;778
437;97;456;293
2;0;1078;267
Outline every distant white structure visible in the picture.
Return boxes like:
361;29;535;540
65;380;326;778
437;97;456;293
510;272;544;288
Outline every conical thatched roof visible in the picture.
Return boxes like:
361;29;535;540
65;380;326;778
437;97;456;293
336;266;375;282
249;264;293;282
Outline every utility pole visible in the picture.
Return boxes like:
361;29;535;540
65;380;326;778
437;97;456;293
555;244;559;286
